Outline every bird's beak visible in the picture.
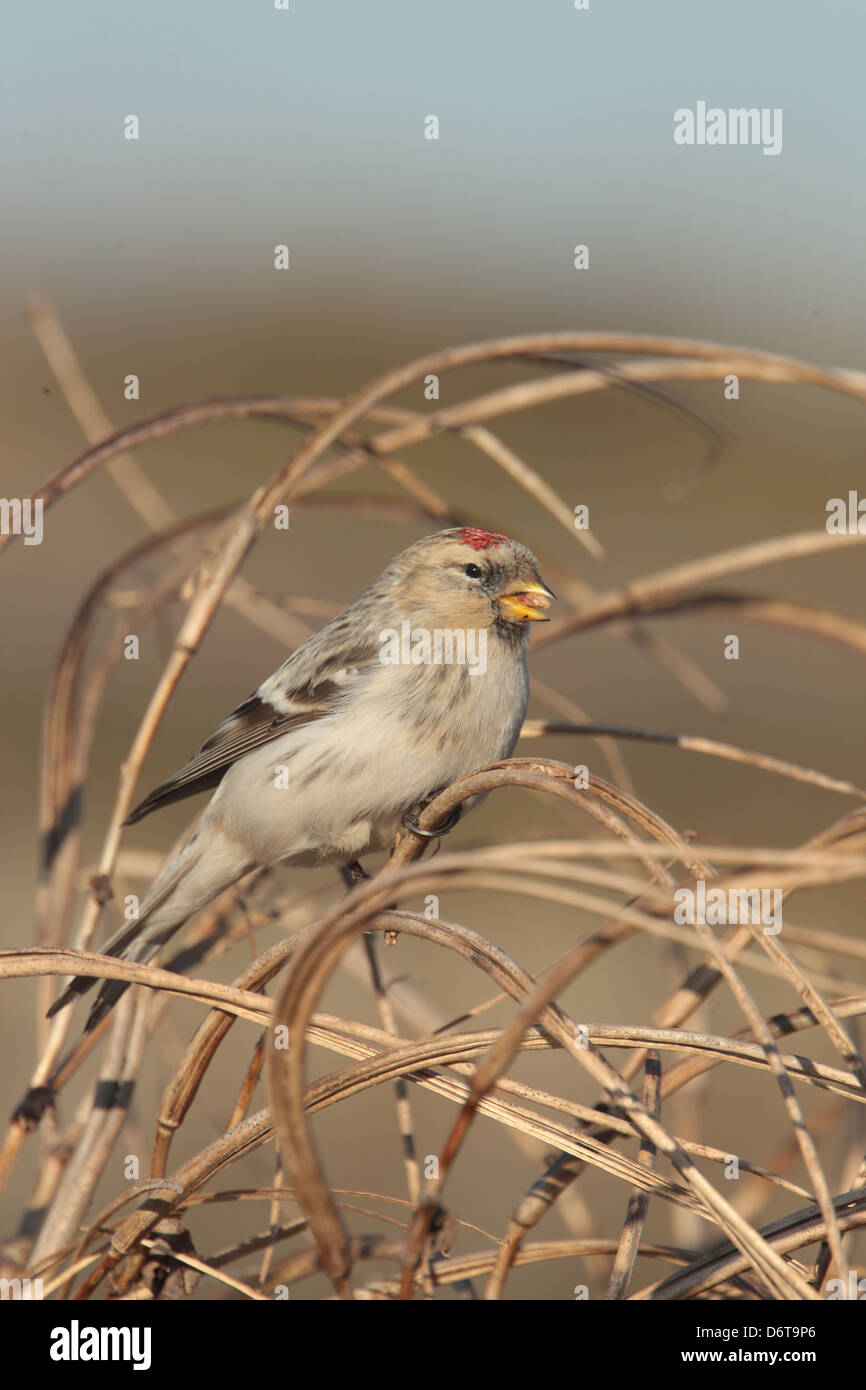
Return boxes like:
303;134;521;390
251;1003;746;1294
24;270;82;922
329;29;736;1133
497;578;556;623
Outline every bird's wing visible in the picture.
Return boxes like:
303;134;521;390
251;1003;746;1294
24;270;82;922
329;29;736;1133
125;635;381;825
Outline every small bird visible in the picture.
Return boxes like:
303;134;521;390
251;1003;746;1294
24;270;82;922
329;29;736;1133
49;527;554;1031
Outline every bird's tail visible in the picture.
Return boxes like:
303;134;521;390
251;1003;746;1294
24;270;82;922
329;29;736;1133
47;823;252;1033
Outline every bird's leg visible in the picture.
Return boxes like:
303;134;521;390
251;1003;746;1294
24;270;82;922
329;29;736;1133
340;860;371;890
338;860;399;945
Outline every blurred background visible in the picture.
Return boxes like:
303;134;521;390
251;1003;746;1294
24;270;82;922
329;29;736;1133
2;0;865;1298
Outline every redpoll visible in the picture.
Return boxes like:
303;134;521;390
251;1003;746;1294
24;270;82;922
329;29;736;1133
49;527;554;1030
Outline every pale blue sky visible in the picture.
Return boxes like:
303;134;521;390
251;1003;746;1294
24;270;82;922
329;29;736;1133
2;0;864;362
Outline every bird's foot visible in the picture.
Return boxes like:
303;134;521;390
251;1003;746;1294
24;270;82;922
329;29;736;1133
400;800;462;840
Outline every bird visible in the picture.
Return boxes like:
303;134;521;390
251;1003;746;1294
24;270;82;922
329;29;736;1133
48;526;554;1031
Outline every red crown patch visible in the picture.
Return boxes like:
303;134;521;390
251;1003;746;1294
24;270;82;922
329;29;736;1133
456;527;508;551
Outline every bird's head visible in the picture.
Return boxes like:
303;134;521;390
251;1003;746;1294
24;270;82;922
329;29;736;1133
385;527;555;634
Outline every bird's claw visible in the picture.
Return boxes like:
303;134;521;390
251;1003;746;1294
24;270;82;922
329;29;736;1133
401;803;462;839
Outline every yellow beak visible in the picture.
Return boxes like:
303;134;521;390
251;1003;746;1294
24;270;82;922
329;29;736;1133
497;578;555;624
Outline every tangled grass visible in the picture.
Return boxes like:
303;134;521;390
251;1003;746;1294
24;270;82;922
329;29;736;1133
2;313;866;1300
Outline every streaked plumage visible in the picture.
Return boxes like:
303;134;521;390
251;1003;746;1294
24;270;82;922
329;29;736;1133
49;527;553;1030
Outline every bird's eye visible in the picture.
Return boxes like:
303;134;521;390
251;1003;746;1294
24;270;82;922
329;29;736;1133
464;563;483;579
